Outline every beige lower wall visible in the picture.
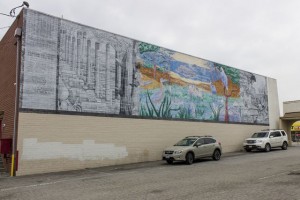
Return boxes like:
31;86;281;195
267;77;280;129
17;112;268;175
283;100;300;114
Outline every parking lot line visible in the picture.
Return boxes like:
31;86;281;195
0;171;137;192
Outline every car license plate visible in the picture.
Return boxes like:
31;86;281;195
165;155;170;158
248;145;252;148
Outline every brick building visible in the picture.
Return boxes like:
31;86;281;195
0;8;281;176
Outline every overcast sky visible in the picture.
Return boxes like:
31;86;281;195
1;0;299;114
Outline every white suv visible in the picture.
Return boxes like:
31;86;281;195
243;129;288;152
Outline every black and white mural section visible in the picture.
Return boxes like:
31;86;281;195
21;9;139;115
239;71;268;123
57;20;137;115
20;9;269;125
21;10;59;110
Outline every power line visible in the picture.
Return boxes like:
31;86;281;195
0;26;10;30
0;12;14;17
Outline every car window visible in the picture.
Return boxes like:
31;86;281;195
195;139;204;146
204;138;216;144
174;138;197;146
275;131;282;137
281;131;286;136
270;132;276;137
252;132;268;138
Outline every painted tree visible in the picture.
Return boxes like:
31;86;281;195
138;42;174;81
214;63;240;122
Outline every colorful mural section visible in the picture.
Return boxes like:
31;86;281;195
136;43;268;124
21;9;269;125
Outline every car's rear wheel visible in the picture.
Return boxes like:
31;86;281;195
185;153;194;165
212;149;221;160
265;143;271;152
281;141;288;150
166;159;173;164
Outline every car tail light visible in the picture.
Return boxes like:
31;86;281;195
218;142;221;146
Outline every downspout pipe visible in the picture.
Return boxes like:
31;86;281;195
11;27;22;176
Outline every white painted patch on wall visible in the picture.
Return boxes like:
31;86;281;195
22;138;128;161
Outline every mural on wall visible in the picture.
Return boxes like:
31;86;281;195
57;20;137;115
136;44;268;124
21;9;269;124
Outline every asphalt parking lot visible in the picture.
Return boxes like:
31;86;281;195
1;146;300;200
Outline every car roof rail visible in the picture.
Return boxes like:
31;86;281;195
185;136;202;138
185;135;213;138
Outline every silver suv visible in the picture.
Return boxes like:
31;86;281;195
243;129;288;152
162;136;222;165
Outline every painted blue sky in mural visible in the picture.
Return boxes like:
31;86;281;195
170;61;211;83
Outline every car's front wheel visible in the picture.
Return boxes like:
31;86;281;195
185;153;194;165
281;141;288;150
265;143;271;152
245;148;251;152
166;159;173;164
212;149;221;160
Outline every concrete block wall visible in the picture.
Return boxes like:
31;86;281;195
267;77;280;129
17;112;267;175
283;100;300;114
